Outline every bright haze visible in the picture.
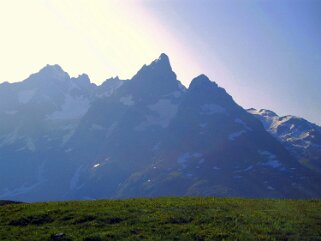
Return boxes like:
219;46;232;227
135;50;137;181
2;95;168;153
0;0;320;124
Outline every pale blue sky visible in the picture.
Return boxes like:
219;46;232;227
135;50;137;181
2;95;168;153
143;0;321;125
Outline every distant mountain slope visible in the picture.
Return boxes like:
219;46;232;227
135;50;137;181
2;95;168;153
248;108;321;173
0;54;320;201
116;75;320;199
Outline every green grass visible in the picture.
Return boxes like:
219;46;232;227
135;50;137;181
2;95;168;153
0;197;320;241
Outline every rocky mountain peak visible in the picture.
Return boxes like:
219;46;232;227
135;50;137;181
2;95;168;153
37;64;70;80
188;74;218;91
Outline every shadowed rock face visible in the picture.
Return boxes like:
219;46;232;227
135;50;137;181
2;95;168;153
0;54;320;202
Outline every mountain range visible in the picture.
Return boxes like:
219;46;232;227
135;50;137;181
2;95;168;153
0;54;320;202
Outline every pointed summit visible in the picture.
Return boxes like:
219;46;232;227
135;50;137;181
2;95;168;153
40;64;64;72
29;64;70;82
189;74;218;91
132;53;177;83
39;64;69;77
147;53;172;72
123;53;183;100
156;53;170;64
187;74;238;111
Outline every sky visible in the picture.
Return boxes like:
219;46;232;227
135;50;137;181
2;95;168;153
0;0;320;124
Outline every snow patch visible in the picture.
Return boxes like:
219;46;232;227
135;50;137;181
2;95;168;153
4;110;18;115
148;99;178;127
192;153;203;158
18;89;36;104
259;151;283;169
105;122;118;138
200;104;226;115
263;160;282;168
177;153;191;169
0;127;20;147
243;165;253;171
0;183;39;199
152;142;161;151
177;152;203;169
91;124;106;131
249;109;319;153
15;147;26;152
234;118;252;131
228;130;247;141
70;165;84;191
26;138;36;152
163;91;182;98
198;159;205;165
65;148;73;153
120;95;135;106
61;125;77;145
93;163;100;168
48;95;90;120
235;165;253;173
135;99;177;130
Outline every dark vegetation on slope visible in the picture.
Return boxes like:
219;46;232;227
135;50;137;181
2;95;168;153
0;200;24;206
0;197;320;241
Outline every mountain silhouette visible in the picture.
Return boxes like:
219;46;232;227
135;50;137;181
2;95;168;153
0;54;320;201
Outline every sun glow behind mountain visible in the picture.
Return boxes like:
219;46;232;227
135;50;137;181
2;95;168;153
0;0;201;85
1;0;320;125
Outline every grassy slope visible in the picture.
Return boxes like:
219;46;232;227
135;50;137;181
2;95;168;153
0;197;320;241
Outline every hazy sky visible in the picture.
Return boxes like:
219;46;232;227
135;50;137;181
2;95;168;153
0;0;320;124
